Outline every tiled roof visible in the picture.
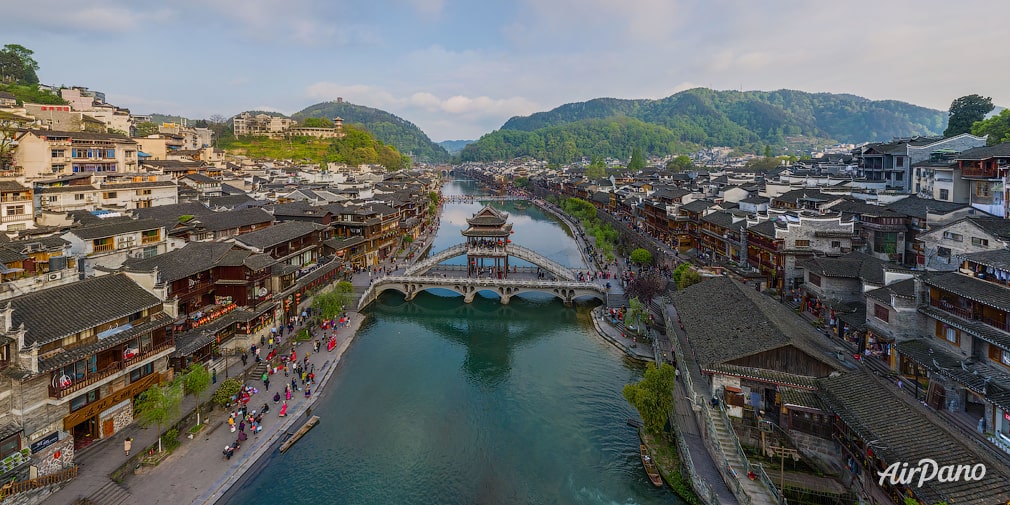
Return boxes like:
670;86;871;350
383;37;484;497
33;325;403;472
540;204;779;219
29;129;134;143
99;181;177;190
234;221;326;249
955;143;1010;161
680;199;715;213
884;195;968;217
897;338;1010;413
12;273;162;347
189;208;274;232
65;218;162;240
779;386;827;412
969;217;1010;241
122;241;233;282
672;277;838;368
922;271;1010;312
38;313;172;373
0;181;28;192
956;249;1010;271
324;236;365;250
819;370;1010;505
703;363;818;389
865;277;916;304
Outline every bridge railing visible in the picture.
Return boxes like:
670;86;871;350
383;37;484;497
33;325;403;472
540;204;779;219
403;244;466;275
507;244;577;280
377;275;603;290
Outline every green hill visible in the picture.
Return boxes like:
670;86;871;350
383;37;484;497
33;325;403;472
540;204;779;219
437;140;474;154
292;101;450;162
218;124;409;171
463;88;947;163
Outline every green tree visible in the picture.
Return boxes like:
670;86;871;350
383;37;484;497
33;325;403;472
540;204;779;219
630;248;653;265
0;111;30;171
628;147;645;171
135;121;159;137
678;268;702;290
312;281;354;320
134;380;183;452
764;145;772;158
625;297;649;336
585;155;606;179
302;117;333;128
212;378;242;408
666;155;692;172
672;263;691;286
971;109;1010;146
182;363;212;426
944;94;994;137
623;362;676;434
0;44;39;84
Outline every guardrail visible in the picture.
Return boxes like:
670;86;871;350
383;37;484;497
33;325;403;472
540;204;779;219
0;465;78;499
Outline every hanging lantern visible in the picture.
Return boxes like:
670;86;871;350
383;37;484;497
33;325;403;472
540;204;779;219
54;450;61;459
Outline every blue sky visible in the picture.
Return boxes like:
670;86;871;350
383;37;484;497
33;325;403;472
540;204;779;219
6;0;1008;141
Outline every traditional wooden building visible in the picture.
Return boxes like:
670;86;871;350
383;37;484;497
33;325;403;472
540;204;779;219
463;205;513;279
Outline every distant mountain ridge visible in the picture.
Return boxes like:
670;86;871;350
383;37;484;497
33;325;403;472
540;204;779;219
437;140;474;154
462;88;948;163
292;101;450;162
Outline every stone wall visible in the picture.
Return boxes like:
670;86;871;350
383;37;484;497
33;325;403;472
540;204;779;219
789;430;843;473
32;436;73;476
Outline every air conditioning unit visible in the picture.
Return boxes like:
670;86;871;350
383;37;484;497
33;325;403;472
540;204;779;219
48;272;62;281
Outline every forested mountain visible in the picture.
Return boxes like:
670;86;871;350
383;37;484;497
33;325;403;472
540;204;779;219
293;101;450;162
462;88;947;163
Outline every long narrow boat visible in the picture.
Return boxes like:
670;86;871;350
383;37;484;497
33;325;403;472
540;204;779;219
640;444;663;487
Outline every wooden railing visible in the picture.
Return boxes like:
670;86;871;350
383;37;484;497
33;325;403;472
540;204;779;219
0;465;78;499
92;243;114;253
50;342;173;398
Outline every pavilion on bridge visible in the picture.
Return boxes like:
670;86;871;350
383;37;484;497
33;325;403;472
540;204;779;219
463;205;513;279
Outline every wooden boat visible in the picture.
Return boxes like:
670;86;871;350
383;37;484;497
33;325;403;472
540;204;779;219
640;444;663;487
626;418;644;429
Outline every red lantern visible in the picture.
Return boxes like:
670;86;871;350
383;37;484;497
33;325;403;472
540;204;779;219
54;450;61;459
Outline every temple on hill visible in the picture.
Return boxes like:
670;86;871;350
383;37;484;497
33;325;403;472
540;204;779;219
462;205;513;279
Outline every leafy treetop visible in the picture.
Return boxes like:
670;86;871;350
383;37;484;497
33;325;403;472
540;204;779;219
945;94;994;137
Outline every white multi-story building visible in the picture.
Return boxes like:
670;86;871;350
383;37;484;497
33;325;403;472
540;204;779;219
13;130;138;180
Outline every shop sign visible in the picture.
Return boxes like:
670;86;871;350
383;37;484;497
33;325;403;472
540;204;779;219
30;432;59;454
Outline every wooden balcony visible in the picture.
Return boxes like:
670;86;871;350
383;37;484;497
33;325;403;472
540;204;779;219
92;243;114;253
930;299;1010;332
960;166;1001;179
49;341;174;399
1;214;30;223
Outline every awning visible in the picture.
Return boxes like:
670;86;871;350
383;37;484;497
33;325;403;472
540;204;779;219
138;151;153;158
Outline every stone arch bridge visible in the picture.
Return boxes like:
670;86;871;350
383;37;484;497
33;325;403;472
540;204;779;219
356;275;606;310
404;243;577;281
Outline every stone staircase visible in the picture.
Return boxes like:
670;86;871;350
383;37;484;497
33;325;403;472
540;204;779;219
706;405;778;505
87;480;132;505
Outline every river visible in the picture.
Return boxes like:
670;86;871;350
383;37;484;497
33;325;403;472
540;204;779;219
227;179;682;505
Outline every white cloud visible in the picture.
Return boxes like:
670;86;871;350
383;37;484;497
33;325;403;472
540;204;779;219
2;2;174;33
403;0;445;18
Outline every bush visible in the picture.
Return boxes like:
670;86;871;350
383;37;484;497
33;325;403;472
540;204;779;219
211;378;242;408
161;429;180;452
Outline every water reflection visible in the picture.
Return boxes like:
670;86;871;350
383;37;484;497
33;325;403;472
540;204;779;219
370;291;587;387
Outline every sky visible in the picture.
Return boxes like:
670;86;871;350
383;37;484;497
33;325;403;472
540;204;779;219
6;0;1009;142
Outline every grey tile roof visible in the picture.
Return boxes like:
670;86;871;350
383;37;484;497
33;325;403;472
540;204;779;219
99;181;177;190
122;242;234;283
133;202;212;224
234;221;327;250
954;143;1010;161
779;386;827;412
0;181;28;192
189;208;274;232
897;338;1010;413
65;218;162;240
819;370;1010;505
672;277;837;368
884;195;968;217
969;217;1010;241
703;363;818;389
865;277;916;304
922;271;1010;312
39;313;172;373
956;249;1010;271
324;236;365;250
12;273;162;347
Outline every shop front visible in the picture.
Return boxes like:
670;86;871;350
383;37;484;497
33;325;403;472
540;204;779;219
63;371;162;451
994;407;1010;454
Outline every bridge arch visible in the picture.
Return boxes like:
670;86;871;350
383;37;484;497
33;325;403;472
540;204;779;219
404;243;576;281
357;276;606;310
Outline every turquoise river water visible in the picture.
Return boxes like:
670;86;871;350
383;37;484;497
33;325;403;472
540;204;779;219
227;180;683;505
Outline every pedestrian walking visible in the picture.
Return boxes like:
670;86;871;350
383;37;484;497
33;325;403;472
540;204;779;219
124;437;132;457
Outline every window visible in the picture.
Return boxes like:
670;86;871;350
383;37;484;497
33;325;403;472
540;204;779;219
935;321;960;345
808;273;821;287
46;195;57;203
51;164;65;173
831;241;841;248
976;183;991;198
896;157;905;167
51;149;65;158
972;237;989;247
795;239;810;247
75;193;85;201
142;245;158;258
103;192;117;199
942;231;963;242
0;434;20;459
988;345;1010;368
70;389;99;412
937;246;951;259
939;189;950;200
874;304;890;322
129;363;154;383
5;205;24;216
136;189;152;196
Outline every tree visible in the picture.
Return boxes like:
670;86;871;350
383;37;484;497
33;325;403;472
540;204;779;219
944;94;994;137
0;44;39;84
623;362;676;434
971;109;1010;146
303;117;333;128
212;378;242;408
0;111;29;171
312;281;354;320
666;155;692;172
677;268;702;290
585;155;606;179
625;297;649;336
630;248;653;265
625;271;667;306
134;380;183;452
182;363;212;426
764;145;772;158
134;121;159;137
628;147;645;171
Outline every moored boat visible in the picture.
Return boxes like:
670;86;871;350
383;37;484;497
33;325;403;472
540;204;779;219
640;444;663;487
